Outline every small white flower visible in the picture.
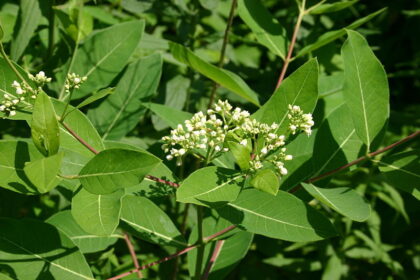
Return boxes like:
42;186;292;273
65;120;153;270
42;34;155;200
215;146;221;152
9;110;16;116
0;105;5;111
279;167;288;175
178;148;186;155
240;139;247;146
12;81;20;87
166;155;173;160
261;147;268;154
285;155;293;161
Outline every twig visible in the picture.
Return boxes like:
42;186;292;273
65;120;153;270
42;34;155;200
201;240;225;280
61;122;99;155
208;0;238;108
123;233;143;278
194;206;205;279
275;1;306;89
145;175;180;188
106;225;236;280
289;130;420;193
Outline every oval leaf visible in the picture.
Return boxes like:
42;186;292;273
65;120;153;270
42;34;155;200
121;195;187;248
79;148;160;195
170;42;260;106
237;0;287;59
341;30;389;150
302;183;370;222
177;166;244;207
23;152;64;193
31;92;60;156
217;188;337;242
71;187;124;236
253;58;318;134
0;218;94;280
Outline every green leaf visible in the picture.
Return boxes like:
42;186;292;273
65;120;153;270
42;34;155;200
0;140;44;194
0;20;4;40
296;8;386;58
302;183;370;222
23;152;64;193
187;215;253;279
250;169;279;195
47;210;121;254
75;87;114;110
312;105;364;177
31;92;60;156
145;102;192;129
66;20;145;100
88;54;163;139
177;167;244;207
151;75;190;130
170;42;260;106
227;141;251;170
253;59;318;134
217;188;337;241
0;218;94;280
341;30;389;150
375;150;420;199
10;0;42;60
120;195;188;248
309;0;358;14
79;148;160;195
71;187;124;236
52;99;104;189
237;0;287;59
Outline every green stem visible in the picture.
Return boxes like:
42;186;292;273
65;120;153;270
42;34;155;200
194;205;205;280
60;89;73;121
0;43;28;84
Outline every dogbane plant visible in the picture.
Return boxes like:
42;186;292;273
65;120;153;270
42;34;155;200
0;0;418;279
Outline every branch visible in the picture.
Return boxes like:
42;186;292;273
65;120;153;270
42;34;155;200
61;122;99;155
208;0;238;108
201;240;225;280
145;174;180;188
107;225;236;280
289;130;420;193
123;233;143;279
275;1;307;89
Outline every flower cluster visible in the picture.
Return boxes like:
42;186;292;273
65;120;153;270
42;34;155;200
287;105;314;135
65;73;87;94
0;71;54;116
161;100;314;178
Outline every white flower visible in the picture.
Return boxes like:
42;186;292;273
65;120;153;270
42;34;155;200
261;147;268;154
0;105;5;111
166;155;173;160
240;139;247;146
285;155;293;161
9;110;16;116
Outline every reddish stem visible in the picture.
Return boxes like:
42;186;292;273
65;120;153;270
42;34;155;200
61;122;99;155
201;240;225;280
289;130;420;193
123;233;143;278
145;175;180;188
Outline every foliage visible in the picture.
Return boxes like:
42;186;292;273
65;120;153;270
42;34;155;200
0;0;419;279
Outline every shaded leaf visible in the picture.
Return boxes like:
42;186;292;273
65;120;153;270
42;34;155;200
88;54;163;139
121;195;187;248
217;188;337;241
250;169;279;195
302;183;370;222
296;8;386;58
75;87;114;109
0;218;94;280
145;102;192;129
71;187;124;236
228;141;251;170
47;210;121;254
309;0;358;14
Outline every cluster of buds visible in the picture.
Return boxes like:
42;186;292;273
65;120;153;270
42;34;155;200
65;73;87;94
287;105;314;136
0;70;53;116
161;100;314;178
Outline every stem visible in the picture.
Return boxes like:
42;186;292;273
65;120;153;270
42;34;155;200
145;175;180;188
46;0;56;62
106;225;236;280
275;1;306;89
0;43;28;84
123;233;143;279
61;122;99;155
60;89;73;121
208;0;238;109
194;206;205;279
289;130;420;192
201;240;225;280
